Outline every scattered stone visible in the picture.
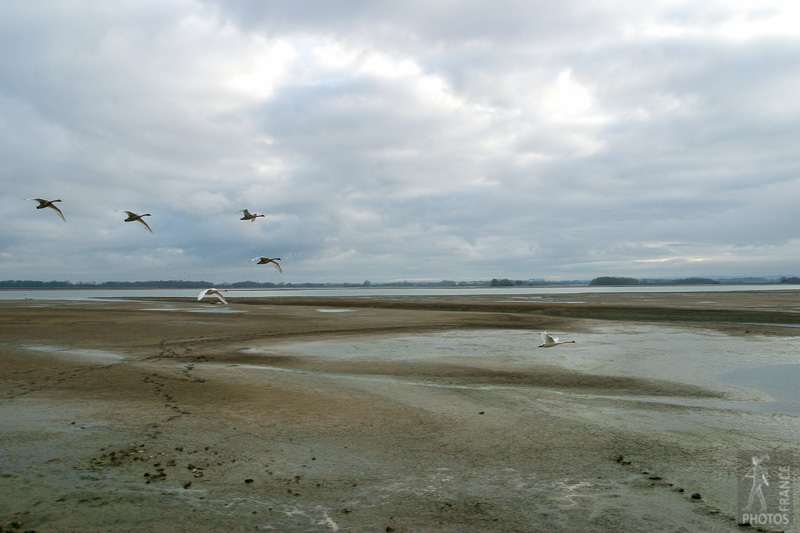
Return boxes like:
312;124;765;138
244;479;254;484
672;487;685;493
648;475;662;480
613;454;624;463
479;411;485;415
690;492;702;500
183;481;192;489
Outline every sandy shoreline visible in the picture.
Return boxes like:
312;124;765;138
1;292;799;532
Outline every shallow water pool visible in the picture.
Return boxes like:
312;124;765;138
271;325;800;414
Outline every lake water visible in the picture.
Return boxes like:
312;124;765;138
2;284;800;301
269;325;800;415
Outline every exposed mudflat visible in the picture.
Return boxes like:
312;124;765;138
1;291;798;532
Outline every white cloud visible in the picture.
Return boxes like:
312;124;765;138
1;0;799;283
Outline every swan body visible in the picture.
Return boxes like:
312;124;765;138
198;288;228;304
250;256;282;272
240;209;264;222
28;198;66;221
538;331;575;348
118;210;153;233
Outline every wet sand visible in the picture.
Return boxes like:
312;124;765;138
1;291;799;532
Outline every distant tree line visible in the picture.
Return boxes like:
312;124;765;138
589;276;722;286
0;279;491;289
0;280;334;289
3;276;799;290
0;280;214;289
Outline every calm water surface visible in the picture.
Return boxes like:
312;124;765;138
3;284;800;300
273;325;800;415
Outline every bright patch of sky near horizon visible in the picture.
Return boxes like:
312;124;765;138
1;0;799;283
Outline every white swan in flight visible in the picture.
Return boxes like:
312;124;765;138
198;288;228;304
538;331;575;348
27;198;66;221
118;210;153;233
250;256;282;272
240;209;265;222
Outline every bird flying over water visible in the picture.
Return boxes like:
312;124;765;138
538;331;576;348
27;198;66;221
118;210;153;233
240;209;264;222
198;288;228;304
250;256;282;272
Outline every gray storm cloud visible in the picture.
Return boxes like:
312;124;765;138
2;0;799;283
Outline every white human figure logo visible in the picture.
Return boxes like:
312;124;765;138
744;454;770;512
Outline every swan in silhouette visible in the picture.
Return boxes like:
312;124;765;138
538;331;575;348
250;256;282;272
240;209;264;222
27;198;66;221
118;210;153;233
198;288;228;304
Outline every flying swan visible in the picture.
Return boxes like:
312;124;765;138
240;209;265;222
250;256;282;272
27;198;66;221
538;331;576;348
198;288;228;304
118;210;153;233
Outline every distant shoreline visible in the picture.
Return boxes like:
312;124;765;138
2;280;800;290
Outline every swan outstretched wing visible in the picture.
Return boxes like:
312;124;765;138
541;332;557;344
137;218;153;233
50;204;66;221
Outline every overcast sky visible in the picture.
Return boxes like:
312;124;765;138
2;0;799;284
